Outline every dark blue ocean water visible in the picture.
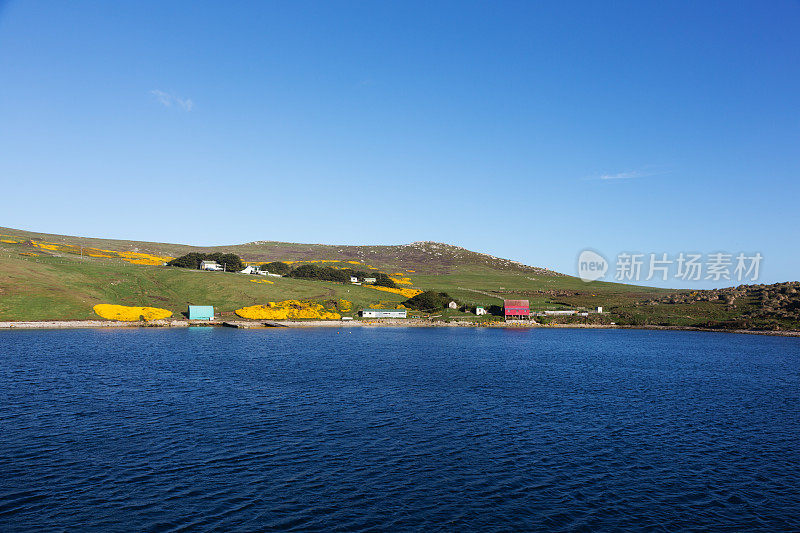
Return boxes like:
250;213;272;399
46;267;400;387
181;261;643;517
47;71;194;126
0;327;799;531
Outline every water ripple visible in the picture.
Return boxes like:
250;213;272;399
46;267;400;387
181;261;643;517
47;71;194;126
0;328;799;531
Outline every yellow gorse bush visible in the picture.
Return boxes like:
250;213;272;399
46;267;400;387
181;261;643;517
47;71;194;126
283;259;342;265
34;242;61;251
363;285;423;299
24;240;173;266
93;304;172;321
116;251;172;265
235;300;341;320
250;279;274;284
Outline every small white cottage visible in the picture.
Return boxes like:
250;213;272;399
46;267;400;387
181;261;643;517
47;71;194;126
200;260;222;271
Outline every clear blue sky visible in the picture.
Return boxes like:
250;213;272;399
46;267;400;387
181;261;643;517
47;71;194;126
1;1;798;287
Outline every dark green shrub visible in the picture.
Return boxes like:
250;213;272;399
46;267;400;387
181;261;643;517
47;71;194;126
403;291;453;311
261;261;291;275
168;252;244;271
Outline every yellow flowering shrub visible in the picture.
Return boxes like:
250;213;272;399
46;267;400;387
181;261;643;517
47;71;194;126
235;300;341;320
117;251;172;265
283;259;342;265
250;279;274;284
33;242;61;251
26;240;172;266
1;239;19;244
19;252;38;257
363;285;423;298
338;299;352;311
389;276;413;285
93;304;172;321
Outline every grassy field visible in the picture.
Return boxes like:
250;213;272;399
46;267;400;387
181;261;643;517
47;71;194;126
1;226;794;330
0;247;407;320
0;227;655;321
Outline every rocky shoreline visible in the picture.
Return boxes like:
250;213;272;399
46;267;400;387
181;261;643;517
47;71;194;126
1;319;799;337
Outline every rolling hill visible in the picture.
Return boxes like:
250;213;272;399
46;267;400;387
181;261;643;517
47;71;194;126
1;226;797;331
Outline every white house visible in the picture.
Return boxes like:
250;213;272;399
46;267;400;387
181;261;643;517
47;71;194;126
475;307;487;315
447;301;458;309
363;277;377;284
200;260;222;271
596;306;603;313
240;265;258;274
360;309;407;318
350;276;359;283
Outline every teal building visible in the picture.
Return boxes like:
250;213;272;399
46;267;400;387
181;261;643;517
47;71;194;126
188;305;214;320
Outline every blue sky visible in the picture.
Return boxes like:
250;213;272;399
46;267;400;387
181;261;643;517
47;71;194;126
1;1;798;287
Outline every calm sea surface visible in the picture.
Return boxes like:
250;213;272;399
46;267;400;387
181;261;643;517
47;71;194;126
0;327;799;531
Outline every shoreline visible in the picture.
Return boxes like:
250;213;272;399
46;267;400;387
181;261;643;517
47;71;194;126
0;319;798;337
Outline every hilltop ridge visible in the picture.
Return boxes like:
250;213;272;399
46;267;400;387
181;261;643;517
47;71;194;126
0;227;558;275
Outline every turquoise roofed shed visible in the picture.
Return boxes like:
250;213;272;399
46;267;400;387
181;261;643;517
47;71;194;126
188;305;214;320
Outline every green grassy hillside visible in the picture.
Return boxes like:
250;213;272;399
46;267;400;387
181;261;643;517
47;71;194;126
0;249;412;320
0;226;649;321
0;226;557;275
1;226;797;330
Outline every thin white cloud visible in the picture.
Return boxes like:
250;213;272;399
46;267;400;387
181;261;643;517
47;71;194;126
590;168;667;181
599;170;646;180
150;89;193;111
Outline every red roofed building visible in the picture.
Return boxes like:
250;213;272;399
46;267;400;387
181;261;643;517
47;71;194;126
504;299;530;320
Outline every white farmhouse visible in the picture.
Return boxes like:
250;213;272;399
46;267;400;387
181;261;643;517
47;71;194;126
200;260;222;271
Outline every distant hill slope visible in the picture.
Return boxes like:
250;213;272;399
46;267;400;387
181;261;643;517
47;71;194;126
0;226;560;275
5;225;796;332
